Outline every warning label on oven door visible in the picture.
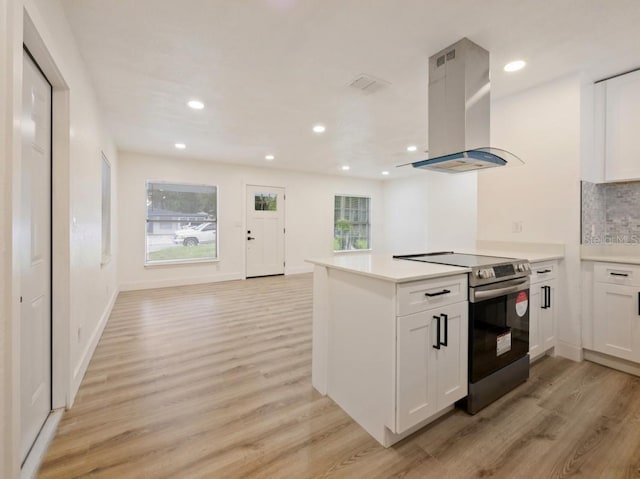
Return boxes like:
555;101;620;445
497;331;512;356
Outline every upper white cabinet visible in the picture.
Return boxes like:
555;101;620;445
596;69;640;182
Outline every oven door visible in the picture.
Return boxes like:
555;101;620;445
468;277;530;383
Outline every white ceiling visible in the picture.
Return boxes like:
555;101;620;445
61;0;640;179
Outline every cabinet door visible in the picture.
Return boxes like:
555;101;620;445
541;280;556;351
435;302;468;407
396;311;437;434
593;282;640;362
529;285;542;360
605;70;640;181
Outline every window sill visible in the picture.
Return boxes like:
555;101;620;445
144;257;220;268
333;249;373;254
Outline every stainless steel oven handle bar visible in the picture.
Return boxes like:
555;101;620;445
470;278;530;303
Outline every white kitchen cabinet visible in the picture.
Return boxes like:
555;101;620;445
528;261;557;361
396;301;467;433
593;264;640;362
596;69;640;182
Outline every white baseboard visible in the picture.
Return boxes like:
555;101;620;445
584;349;640;377
286;265;313;275
555;340;584;362
70;288;119;404
21;409;63;479
119;273;245;292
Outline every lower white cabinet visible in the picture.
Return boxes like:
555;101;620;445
593;282;640;362
529;262;557;360
396;301;468;433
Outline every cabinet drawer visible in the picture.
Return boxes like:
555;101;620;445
397;274;467;316
530;261;557;284
595;262;640;287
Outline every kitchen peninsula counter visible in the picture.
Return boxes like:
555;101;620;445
306;254;470;447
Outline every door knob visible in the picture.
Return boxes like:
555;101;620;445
247;236;255;240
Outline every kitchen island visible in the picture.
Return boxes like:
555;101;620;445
306;254;470;447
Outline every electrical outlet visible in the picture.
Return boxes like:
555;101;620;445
512;221;523;234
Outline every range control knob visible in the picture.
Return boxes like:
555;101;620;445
478;268;495;279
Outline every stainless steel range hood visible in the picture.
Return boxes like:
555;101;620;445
412;38;521;173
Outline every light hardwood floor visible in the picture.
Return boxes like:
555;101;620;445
39;274;640;478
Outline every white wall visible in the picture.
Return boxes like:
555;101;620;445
478;75;583;360
2;0;118;476
382;171;477;254
118;152;384;290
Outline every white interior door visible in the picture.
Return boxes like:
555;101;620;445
246;186;285;277
20;50;52;463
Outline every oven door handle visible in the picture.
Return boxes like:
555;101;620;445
471;278;529;302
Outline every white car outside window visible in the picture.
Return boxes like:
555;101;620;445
173;222;216;246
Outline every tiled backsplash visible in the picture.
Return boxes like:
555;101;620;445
582;181;640;244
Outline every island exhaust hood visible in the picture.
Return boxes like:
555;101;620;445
412;38;522;173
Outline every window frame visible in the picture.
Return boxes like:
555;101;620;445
144;180;219;266
333;194;372;253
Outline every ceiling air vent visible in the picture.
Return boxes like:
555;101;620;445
348;73;391;93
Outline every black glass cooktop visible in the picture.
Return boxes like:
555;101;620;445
393;252;517;268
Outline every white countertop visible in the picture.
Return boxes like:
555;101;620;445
581;254;640;265
457;248;564;263
581;244;640;265
306;254;470;283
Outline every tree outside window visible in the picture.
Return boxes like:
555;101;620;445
334;195;370;251
145;182;218;264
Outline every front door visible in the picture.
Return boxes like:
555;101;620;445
20;50;52;463
246;186;285;277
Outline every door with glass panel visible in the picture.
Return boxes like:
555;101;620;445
246;186;285;277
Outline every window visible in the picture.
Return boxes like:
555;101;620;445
145;182;218;264
334;195;371;251
101;153;111;263
254;193;277;211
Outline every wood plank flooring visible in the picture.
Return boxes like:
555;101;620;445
38;274;640;478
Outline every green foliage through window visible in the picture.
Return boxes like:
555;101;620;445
334;195;370;251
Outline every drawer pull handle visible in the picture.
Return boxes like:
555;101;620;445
610;272;629;277
536;269;551;274
425;289;451;297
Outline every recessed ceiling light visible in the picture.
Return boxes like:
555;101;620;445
504;60;526;73
187;100;205;110
265;154;275;161
174;143;186;149
341;165;350;171
313;124;326;134
406;145;418;152
382;171;390;176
